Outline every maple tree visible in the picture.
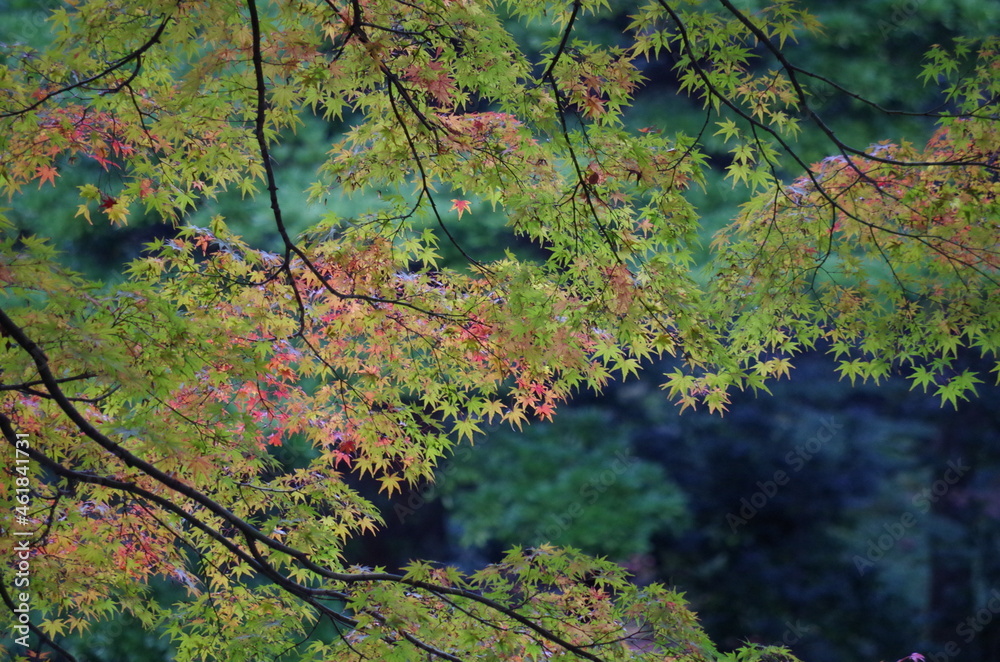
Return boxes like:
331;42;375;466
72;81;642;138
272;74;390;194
0;0;997;660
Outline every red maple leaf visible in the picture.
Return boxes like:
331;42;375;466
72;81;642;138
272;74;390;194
450;199;471;219
534;402;555;420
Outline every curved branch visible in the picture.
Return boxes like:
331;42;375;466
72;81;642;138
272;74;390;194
244;0;463;324
659;0;1000;290
540;0;582;83
0;299;609;660
716;0;998;170
0;578;79;662
384;79;490;273
0;372;95;392
0;14;171;119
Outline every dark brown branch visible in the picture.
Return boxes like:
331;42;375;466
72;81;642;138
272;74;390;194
540;0;582;83
716;0;999;170
384;80;489;272
244;0;462;324
0;15;171;119
0;372;95;391
658;0;1000;290
0;288;607;661
0;578;79;662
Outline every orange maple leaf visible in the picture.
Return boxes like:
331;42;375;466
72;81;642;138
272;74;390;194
450;199;471;219
35;164;59;188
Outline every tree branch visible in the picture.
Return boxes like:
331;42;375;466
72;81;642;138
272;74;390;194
0;14;171;119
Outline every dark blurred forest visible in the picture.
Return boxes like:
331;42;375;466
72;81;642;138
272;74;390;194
3;0;1000;660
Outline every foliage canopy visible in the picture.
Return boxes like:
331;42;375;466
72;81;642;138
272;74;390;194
0;0;998;659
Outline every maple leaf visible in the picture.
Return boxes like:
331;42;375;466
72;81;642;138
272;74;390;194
90;149;113;169
35;164;59;187
534;402;555;420
581;94;606;118
450;199;471;219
